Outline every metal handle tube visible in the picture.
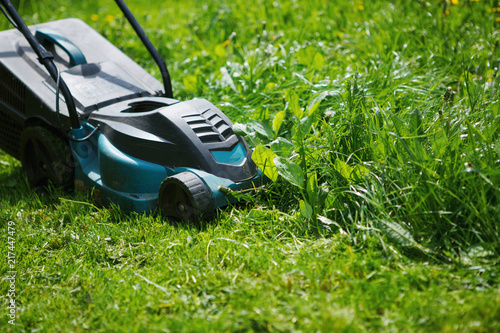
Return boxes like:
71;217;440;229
114;0;173;98
0;0;81;129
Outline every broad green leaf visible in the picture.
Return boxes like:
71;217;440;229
293;115;314;141
232;123;248;136
272;110;286;135
464;116;487;142
286;89;302;119
265;82;276;91
295;46;316;66
317;215;337;226
308;90;333;116
296;46;324;71
414;139;427;161
306;172;318;206
300;200;313;219
220;67;238;92
248;120;274;140
378;220;416;247
214;43;227;57
334;159;353;180
312;52;325;70
252;145;278;182
233;123;260;147
183;74;197;92
373;140;386;159
299;115;314;135
256;107;271;122
352;164;370;181
270;137;294;157
273;156;304;187
432;130;448;157
409;107;423;136
317;215;345;232
485;69;495;78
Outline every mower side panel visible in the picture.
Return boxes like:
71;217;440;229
88;98;258;183
98;133;167;194
69;122;263;213
0;65;24;158
70;122;167;212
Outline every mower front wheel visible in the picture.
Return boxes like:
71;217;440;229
158;172;214;224
20;126;74;189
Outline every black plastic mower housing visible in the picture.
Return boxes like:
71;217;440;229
0;18;162;158
0;13;262;219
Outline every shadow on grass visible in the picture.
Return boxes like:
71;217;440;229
0;158;282;235
0;163;87;210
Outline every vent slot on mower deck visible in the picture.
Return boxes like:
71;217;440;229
0;111;22;157
183;108;234;144
0;64;26;115
122;100;170;113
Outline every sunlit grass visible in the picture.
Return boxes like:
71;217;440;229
1;0;499;331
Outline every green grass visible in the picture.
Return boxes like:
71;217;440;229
1;0;500;331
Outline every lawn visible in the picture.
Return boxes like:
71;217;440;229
1;0;499;332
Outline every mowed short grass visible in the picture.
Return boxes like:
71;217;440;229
1;0;499;332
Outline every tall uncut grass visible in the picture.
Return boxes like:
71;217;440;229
159;0;499;260
1;0;499;331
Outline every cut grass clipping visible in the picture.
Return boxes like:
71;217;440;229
1;0;499;332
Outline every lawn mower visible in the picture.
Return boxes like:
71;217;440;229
0;0;263;223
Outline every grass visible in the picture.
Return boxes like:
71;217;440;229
1;0;500;331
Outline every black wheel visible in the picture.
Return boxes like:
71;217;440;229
158;172;214;224
20;126;74;189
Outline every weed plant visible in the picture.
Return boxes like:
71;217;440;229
1;0;499;331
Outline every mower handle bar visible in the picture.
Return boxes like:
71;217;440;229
0;0;81;130
35;28;88;67
0;0;176;130
114;0;173;98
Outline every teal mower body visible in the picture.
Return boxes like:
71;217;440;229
0;0;263;223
